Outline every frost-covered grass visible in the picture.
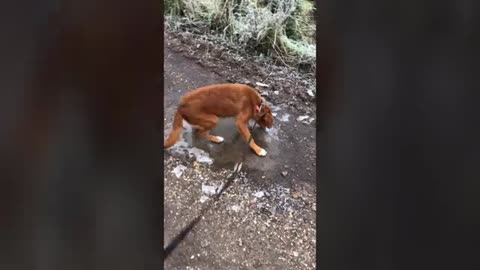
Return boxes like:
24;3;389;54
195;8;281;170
165;0;316;70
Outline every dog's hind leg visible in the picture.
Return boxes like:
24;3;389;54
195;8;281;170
188;114;224;143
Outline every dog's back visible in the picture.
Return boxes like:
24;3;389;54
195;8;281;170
179;84;259;118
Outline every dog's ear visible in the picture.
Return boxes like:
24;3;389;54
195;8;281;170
262;106;273;128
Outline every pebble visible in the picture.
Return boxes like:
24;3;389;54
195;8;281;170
281;171;288;177
254;191;265;198
291;191;301;199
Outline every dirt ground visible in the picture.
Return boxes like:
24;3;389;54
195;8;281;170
163;30;316;270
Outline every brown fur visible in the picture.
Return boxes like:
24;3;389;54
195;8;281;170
164;83;274;156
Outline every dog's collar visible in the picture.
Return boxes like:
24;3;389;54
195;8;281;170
255;99;265;114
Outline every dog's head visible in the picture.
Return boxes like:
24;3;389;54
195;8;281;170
257;103;273;128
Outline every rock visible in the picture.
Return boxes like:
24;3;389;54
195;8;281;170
231;205;240;212
281;171;288;177
274;91;279;95
293;251;299;257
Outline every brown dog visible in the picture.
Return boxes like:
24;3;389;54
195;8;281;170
164;83;274;156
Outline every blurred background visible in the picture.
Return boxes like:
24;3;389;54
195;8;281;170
0;0;162;269
318;0;480;269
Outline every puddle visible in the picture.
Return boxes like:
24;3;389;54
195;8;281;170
165;103;291;172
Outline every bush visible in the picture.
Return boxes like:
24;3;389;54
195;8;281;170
165;0;316;69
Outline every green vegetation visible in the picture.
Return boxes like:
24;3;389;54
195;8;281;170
165;0;316;69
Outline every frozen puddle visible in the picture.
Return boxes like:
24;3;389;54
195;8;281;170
165;104;285;163
270;104;290;122
265;126;280;142
171;140;213;165
278;113;290;122
168;121;214;164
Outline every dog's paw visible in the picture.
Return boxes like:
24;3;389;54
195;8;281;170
257;148;267;157
213;136;224;143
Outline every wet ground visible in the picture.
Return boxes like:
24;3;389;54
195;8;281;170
164;30;316;269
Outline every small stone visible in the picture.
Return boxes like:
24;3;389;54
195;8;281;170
291;191;301;199
293;251;299;257
254;191;265;198
281;171;288;177
190;255;195;259
274;91;279;95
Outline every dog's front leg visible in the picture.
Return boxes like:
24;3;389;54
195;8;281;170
235;116;267;157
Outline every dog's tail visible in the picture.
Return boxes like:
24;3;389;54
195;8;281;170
164;110;184;148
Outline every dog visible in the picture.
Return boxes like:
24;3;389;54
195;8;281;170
164;83;274;156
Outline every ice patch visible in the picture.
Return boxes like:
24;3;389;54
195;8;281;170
297;115;315;124
270;105;282;112
297;115;309;121
199;195;209;203
278;113;290;122
254;191;265;198
186;147;213;164
170;135;214;165
172;164;187;178
266;126;280;141
202;184;218;196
